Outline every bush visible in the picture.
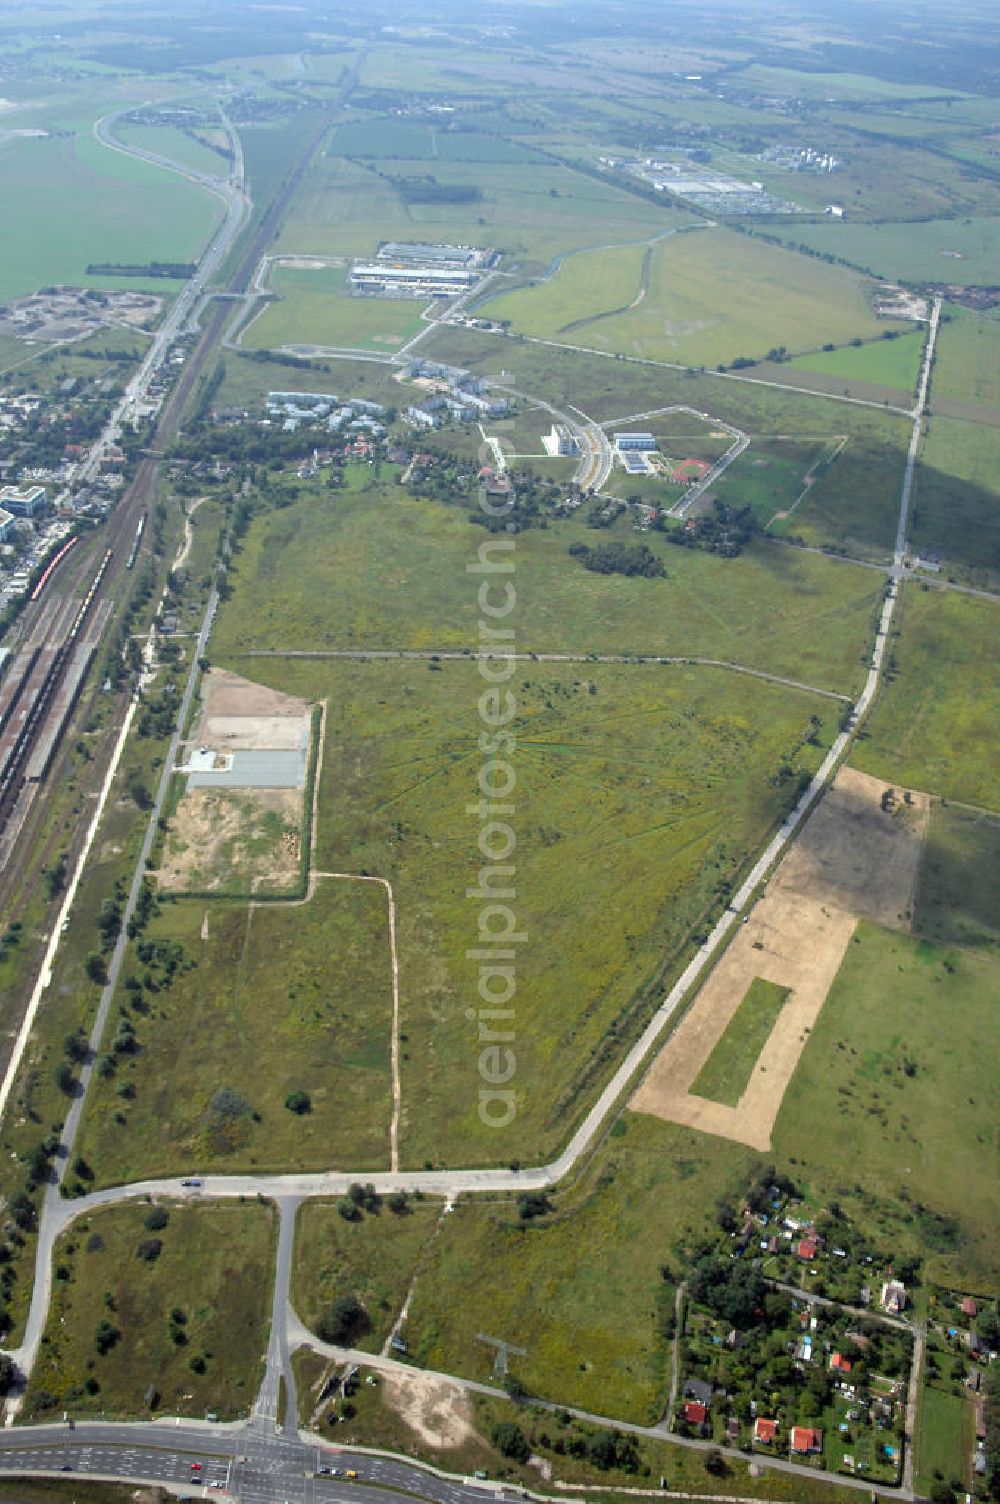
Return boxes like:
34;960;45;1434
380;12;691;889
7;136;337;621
95;1319;120;1355
284;1089;311;1115
491;1421;530;1462
317;1295;370;1346
144;1206;169;1231
136;1238;162;1263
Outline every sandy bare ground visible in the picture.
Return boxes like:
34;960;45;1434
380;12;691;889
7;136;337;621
380;1367;475;1450
632;768;929;1150
196;667;309;727
158;786;301;893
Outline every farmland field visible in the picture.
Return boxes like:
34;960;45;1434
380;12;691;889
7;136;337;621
914;802;1000;950
910;416;1000;582
854;585;1000;807
788;332;923;393
24;1201;275;1421
767;216;1000;286
483;227;895;367
0;131;221;301
210;484;882;696
74;878;396;1184
243;263;425;351
932;305;1000;412
114;121;228;178
773;921;1000;1288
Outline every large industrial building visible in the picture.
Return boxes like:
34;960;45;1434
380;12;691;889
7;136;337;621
350;241;495;299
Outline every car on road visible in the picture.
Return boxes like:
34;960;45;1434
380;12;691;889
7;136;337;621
345;1469;359;1479
190;1462;202;1470
180;1178;203;1187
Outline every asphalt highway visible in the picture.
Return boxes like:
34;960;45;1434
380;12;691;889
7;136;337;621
0;1423;520;1504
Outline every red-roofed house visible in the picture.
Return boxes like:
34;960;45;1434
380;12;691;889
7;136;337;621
790;1427;823;1455
797;1238;818;1260
830;1352;853;1374
682;1401;707;1427
961;1297;977;1318
754;1417;779;1445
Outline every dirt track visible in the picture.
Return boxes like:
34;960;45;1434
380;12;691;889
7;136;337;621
632;768;929;1149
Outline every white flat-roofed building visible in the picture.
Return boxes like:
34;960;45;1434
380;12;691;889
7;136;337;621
614;431;658;453
350;261;481;297
542;423;580;457
0;484;46;518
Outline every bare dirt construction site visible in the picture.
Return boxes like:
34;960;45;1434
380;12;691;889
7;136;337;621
158;669;312;894
380;1368;476;1450
632;768;929;1150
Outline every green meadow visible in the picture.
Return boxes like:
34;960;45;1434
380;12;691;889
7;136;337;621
774;921;1000;1288
932;305;1000;411
854;584;1000;807
243;263;424;351
910;416;1000;583
691;979;791;1107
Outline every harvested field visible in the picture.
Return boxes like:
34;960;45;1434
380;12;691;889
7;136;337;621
632;768;929;1149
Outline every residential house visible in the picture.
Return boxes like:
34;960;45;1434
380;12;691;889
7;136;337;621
881;1281;906;1314
682;1401;707;1429
754;1418;778;1445
790;1427;823;1455
830;1352;853;1375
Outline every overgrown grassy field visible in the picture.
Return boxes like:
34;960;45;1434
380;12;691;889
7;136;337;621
277;155;680;268
788;332;923;393
854;585;1000;807
203;657;833;1168
915;1382;973;1496
914;803;1000;949
910;416;1000;582
932;306;1000;411
24;1201;275;1421
210;485;881;696
690;979;790;1107
773;921;1000;1289
243;264;424;351
484;228;893;367
403;1114;755;1421
74;879;395;1184
0;132;221;302
293;1197;443;1350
